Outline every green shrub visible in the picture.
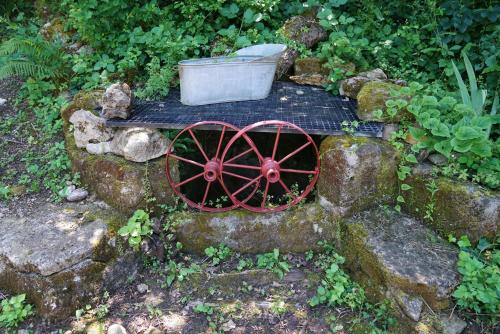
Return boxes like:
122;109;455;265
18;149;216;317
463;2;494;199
449;235;500;319
0;294;34;330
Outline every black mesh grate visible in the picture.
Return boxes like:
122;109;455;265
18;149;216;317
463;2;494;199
105;82;384;137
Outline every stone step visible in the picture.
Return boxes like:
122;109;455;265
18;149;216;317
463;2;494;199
341;207;460;325
0;201;137;320
173;202;336;254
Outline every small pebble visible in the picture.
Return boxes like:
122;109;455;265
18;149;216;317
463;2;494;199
295;90;304;95
107;324;128;334
137;283;149;294
221;319;236;332
66;188;89;202
0;98;7;106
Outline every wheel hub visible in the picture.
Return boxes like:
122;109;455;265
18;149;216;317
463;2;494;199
261;158;280;183
204;159;220;182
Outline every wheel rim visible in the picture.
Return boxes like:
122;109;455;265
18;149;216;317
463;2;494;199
166;121;257;212
219;120;320;213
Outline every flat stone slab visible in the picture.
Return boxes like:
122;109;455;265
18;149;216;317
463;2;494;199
0;201;135;320
0;206;107;276
342;208;459;315
174;202;337;254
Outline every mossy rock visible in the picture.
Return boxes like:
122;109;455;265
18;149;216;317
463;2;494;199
173;201;338;254
403;164;499;242
0;201;136;320
341;208;459;317
62;90;179;215
317;136;399;218
356;81;407;122
281;16;327;48
294;57;329;76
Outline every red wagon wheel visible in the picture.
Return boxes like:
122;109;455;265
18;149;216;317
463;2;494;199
166;121;257;212
219;120;320;213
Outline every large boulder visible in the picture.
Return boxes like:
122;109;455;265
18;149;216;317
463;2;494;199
317;136;399;218
62;90;179;215
174;202;337;254
0;201;137;320
276;16;327;78
403;164;499;242
341;208;459;324
281;16;327;48
69;109;114;148
356;81;406;122
86;127;170;163
100;82;132;119
338;68;387;99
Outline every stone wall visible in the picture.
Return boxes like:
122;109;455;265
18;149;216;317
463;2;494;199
62;91;179;215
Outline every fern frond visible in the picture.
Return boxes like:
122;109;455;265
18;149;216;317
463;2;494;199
0;37;68;80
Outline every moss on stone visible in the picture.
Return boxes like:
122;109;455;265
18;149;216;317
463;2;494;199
63;91;179;215
174;202;338;254
403;171;499;242
340;208;459;316
317;136;399;217
356;81;406;122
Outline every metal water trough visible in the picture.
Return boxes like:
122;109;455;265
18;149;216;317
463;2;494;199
178;44;287;105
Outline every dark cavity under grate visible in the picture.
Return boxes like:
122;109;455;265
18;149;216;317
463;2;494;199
105;82;384;137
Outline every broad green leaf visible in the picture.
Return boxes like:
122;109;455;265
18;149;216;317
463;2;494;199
434;140;452;157
470;141;492;157
431;123;450;137
408;126;426;140
455;126;482;140
451;138;472;153
471;116;492;129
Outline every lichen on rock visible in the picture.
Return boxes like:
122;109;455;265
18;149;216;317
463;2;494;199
403;164;499;242
174;202;338;254
317;136;399;218
341;208;459;321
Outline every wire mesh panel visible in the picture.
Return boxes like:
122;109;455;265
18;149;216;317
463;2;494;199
105;82;384;137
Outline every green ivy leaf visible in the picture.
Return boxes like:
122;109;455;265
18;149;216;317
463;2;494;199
405;154;418;164
401;184;412;191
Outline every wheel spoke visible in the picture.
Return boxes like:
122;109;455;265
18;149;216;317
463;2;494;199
278;141;311;165
174;172;204;188
222;170;253;182
223;162;261;171
201;181;211;207
233;175;262;197
280;168;318;175
169;154;205;168
188;129;210;162
225;147;254;164
261;179;270;208
271;126;281;160
279;179;296;200
215;125;226;160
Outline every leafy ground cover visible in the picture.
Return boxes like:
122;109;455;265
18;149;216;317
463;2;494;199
0;0;499;332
